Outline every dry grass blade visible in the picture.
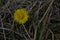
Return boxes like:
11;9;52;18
39;0;55;24
38;0;55;40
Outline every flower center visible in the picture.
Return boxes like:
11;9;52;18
17;13;24;19
20;15;24;19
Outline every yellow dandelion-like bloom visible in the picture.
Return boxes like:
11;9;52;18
13;8;29;24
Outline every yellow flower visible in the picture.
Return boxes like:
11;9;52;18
13;8;29;24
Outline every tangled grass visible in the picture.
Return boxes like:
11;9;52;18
0;0;60;40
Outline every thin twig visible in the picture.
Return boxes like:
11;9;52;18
0;27;24;37
33;2;42;40
48;29;54;40
38;0;55;24
33;27;37;40
2;0;11;9
23;34;28;40
29;0;38;12
0;15;6;40
45;8;53;40
22;24;32;40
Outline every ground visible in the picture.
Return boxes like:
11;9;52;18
0;0;60;40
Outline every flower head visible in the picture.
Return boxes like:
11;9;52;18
13;8;29;24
